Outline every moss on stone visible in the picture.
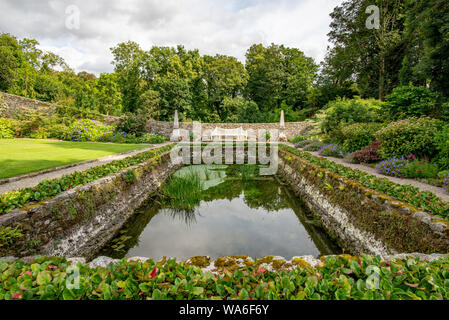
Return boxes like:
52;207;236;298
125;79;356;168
292;258;312;268
187;256;211;268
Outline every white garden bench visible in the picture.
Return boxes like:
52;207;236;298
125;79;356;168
208;127;248;141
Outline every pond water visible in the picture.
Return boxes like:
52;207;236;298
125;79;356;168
97;165;341;261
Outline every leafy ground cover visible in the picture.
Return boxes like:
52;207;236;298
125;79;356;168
282;145;449;220
0;139;151;179
0;144;173;215
1;254;448;300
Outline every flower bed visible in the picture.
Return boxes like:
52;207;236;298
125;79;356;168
1;254;448;300
0;144;173;216
282;145;449;220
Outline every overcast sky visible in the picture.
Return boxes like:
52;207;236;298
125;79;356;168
0;0;343;75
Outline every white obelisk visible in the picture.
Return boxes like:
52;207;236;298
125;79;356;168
279;110;287;142
171;110;180;141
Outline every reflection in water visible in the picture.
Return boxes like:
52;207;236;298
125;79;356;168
98;165;341;261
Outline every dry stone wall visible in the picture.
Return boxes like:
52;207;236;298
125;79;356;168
278;148;449;256
147;120;313;139
0;151;180;259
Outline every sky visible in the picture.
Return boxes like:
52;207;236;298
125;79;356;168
0;0;343;75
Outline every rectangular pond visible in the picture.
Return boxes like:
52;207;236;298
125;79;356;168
97;165;341;261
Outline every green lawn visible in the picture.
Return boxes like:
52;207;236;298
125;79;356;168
0;139;151;179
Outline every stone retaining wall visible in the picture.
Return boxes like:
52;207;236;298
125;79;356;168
278;148;449;256
0;92;119;125
0;150;180;259
147;120;313;138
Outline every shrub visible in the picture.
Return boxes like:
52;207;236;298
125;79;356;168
443;174;449;195
66;119;113;142
383;85;440;120
140;133;168;144
116;113;147;137
375;117;442;159
303;141;324;152
318;144;344;158
30;128;49;139
0;118;16;139
340;123;384;153
289;135;307;143
318;97;383;134
434;125;449;170
349;141;382;164
46;124;69;140
376;157;409;178
97;130;128;143
403;161;439;179
295;140;313;148
438;170;449;179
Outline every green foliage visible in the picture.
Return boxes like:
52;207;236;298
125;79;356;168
162;171;204;212
0;145;172;215
65;119;113;142
0;227;23;248
339;123;384;153
1;254;449;300
383;86;441;120
349;141;382;164
235;99;265;123
435;125;449;170
116;113;147;137
289;135;307;144
46;124;69;140
375;118;442;159
0;118;16;138
324;0;405;100
29;128;49;139
245;44;317;112
282;145;449;220
303;141;324;152
318;144;344;158
403;161;439;179
318;98;383;135
407;0;449;97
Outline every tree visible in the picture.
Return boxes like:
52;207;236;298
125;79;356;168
95;73;122;116
0;34;22;92
325;0;406;100
406;0;449;96
154;77;192;121
111;41;145;113
245;44;317;113
202;54;248;121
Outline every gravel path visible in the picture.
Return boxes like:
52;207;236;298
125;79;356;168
0;142;173;194
283;142;449;203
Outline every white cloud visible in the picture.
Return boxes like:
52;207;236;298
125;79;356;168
0;0;343;75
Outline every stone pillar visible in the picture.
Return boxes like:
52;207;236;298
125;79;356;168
171;110;180;141
279;110;287;142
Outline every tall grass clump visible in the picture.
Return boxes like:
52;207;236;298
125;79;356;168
162;171;204;212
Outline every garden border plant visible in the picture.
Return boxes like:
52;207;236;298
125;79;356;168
1;254;449;300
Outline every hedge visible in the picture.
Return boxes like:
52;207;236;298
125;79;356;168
1;254;449;300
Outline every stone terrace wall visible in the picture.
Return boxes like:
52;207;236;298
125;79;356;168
0;149;180;260
0;92;119;125
278;147;449;256
147;120;313;138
